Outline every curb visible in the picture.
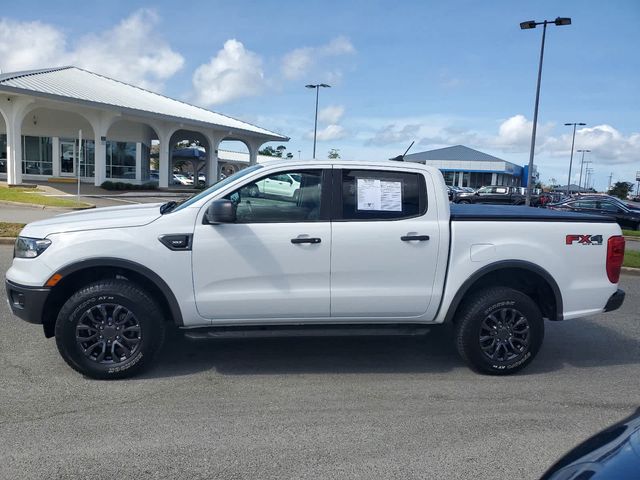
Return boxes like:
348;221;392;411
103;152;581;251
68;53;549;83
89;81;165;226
0;199;95;210
624;236;640;242
622;267;640;276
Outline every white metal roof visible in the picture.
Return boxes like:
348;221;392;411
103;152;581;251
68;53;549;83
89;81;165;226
0;66;288;140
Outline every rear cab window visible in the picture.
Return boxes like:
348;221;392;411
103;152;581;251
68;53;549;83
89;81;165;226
337;169;427;221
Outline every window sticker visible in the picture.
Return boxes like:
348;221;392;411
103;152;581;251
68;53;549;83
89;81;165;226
356;178;402;211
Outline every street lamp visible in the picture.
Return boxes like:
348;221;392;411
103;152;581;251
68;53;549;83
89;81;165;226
305;83;331;159
564;122;586;195
576;149;591;192
520;17;572;205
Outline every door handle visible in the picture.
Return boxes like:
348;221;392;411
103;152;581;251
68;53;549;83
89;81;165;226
401;235;430;242
291;237;321;244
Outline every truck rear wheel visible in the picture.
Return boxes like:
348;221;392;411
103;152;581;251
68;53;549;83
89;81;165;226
454;287;544;375
55;280;165;380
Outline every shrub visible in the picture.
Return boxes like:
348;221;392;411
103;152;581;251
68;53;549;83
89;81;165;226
101;181;158;191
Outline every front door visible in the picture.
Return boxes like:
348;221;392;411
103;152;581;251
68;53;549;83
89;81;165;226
60;141;76;176
192;168;331;319
330;168;440;318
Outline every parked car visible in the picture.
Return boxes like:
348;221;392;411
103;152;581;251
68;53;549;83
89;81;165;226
249;172;301;201
548;197;640;230
172;173;193;186
541;408;640;479
573;193;640;213
5;160;625;379
454;185;537;205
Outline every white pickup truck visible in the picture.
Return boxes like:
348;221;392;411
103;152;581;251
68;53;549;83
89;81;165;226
5;160;626;379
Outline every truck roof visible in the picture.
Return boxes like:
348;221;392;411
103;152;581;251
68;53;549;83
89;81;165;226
258;158;438;171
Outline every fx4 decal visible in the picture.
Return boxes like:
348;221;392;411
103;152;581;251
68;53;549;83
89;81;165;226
566;234;603;246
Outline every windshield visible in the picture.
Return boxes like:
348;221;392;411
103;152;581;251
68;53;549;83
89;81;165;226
170;164;263;212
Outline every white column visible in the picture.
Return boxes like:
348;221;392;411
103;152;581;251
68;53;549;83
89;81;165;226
159;134;170;188
86;111;119;186
205;132;223;186
52;137;60;177
135;142;142;183
6;120;22;185
458;172;463;188
94;136;106;185
491;173;497;185
1;96;34;185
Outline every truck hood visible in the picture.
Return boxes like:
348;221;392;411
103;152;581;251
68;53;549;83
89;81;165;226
20;203;164;238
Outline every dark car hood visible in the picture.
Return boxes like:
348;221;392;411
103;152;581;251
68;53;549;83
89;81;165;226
541;409;640;480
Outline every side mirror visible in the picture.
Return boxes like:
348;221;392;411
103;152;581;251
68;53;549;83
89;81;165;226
205;199;236;224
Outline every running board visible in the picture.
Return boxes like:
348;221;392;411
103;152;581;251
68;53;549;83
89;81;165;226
182;324;431;340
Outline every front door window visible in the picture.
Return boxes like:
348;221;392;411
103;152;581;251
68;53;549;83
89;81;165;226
60;141;75;176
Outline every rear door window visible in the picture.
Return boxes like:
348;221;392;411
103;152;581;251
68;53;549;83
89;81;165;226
338;169;427;221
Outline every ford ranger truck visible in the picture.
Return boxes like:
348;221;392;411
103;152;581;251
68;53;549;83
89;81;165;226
5;160;626;379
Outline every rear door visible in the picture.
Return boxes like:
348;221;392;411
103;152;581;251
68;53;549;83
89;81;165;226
330;167;440;318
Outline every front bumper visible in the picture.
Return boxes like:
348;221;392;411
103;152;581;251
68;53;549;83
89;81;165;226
604;288;625;313
5;279;50;324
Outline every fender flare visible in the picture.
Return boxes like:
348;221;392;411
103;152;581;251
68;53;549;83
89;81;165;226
443;260;563;323
55;258;184;326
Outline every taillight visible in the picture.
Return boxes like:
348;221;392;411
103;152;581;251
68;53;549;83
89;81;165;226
606;235;625;283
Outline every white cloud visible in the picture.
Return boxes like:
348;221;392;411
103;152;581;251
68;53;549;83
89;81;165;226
192;39;265;106
318;105;345;124
367;124;422;146
281;48;314;81
281;36;355;80
320;36;356;56
308;124;347;141
0;9;184;91
0;19;66;72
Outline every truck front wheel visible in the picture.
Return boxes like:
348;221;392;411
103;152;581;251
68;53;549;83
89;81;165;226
55;280;166;380
454;287;544;375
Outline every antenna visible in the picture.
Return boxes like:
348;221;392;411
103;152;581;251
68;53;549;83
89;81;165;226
389;141;415;162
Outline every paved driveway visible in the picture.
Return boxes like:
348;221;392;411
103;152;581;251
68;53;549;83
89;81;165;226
1;244;639;479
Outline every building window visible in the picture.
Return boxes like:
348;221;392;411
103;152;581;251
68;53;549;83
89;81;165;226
462;172;470;188
140;143;150;181
21;136;53;175
0;134;6;173
79;140;95;177
106;141;136;179
442;171;454;185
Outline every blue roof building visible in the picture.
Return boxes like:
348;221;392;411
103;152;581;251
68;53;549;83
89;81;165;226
403;145;530;189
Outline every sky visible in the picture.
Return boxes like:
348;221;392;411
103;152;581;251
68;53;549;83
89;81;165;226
0;0;638;190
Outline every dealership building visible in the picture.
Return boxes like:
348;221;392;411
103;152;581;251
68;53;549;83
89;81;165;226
0;66;288;188
404;145;533;189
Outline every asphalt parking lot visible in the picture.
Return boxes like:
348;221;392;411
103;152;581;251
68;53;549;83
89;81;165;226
1;244;639;480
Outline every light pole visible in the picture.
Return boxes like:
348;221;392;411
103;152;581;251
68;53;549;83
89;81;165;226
520;17;572;205
565;122;586;195
585;168;594;190
576;149;591;192
305;83;330;159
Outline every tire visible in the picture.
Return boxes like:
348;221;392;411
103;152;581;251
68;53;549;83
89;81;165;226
457;200;471;204
454;287;544;375
55;280;166;380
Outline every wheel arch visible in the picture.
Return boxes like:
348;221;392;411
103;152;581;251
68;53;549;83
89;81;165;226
41;258;183;337
444;260;563;324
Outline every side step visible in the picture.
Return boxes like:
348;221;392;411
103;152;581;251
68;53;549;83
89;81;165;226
182;324;431;340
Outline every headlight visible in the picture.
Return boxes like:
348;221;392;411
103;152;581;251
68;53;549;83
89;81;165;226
14;237;51;259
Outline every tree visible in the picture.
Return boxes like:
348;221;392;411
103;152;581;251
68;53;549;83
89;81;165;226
328;148;341;159
608;181;633;199
259;146;277;157
259;145;293;158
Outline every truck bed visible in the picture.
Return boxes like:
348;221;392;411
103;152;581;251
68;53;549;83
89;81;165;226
450;204;617;223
